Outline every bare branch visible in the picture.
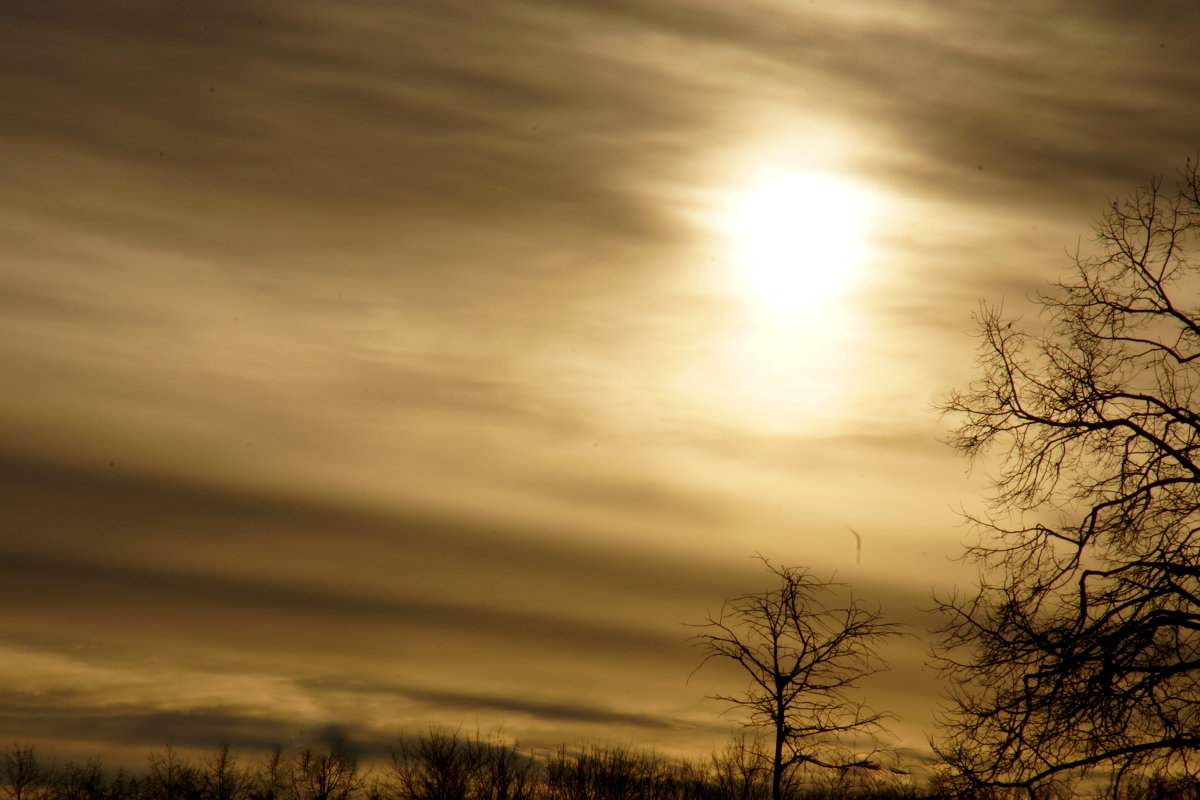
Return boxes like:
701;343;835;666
934;156;1200;795
689;557;903;800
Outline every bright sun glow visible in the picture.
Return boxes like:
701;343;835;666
722;171;870;309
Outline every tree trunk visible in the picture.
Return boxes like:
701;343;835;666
771;720;784;800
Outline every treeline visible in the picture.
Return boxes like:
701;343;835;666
1;731;927;800
11;730;1200;800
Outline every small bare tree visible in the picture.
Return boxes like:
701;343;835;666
145;745;204;800
708;732;769;800
285;746;360;800
1;744;50;800
202;743;250;800
388;728;481;800
689;558;902;800
249;747;288;800
53;758;110;800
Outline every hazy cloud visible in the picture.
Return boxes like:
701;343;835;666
298;677;684;731
3;0;1198;767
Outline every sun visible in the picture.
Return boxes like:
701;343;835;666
721;171;869;309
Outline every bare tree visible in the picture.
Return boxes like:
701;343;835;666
544;743;700;800
936;157;1200;795
689;558;901;800
1;744;50;800
707;732;769;800
284;747;360;800
202;743;250;800
387;728;481;800
145;745;204;800
248;748;288;800
474;735;540;800
51;758;125;800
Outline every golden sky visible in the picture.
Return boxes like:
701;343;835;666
3;0;1199;769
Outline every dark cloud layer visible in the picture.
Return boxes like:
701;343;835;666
0;448;748;607
1;0;712;263
297;678;684;731
0;549;680;659
0;684;685;763
0;696;307;755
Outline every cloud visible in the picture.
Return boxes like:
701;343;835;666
1;0;717;257
297;677;683;731
0;450;756;693
0;688;400;762
0;447;745;594
0;699;304;754
5;0;1198;769
0;549;683;664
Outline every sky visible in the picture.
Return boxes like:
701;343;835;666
3;0;1200;773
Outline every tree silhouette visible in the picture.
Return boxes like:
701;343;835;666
386;727;543;800
388;728;481;800
286;746;360;800
936;157;1200;795
707;732;769;800
690;558;901;800
1;744;49;800
249;747;288;800
202;743;250;800
145;744;205;800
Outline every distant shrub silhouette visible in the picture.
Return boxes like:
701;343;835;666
287;745;360;800
248;747;287;800
387;728;479;800
385;728;540;800
0;735;926;800
199;743;250;800
543;742;709;800
706;733;768;800
2;743;49;800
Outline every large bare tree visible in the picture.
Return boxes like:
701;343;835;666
936;158;1200;796
690;558;901;800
